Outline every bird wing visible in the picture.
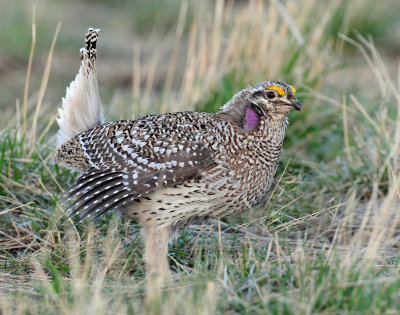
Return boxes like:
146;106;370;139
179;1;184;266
61;113;215;225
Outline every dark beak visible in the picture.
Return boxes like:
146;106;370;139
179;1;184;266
291;99;303;111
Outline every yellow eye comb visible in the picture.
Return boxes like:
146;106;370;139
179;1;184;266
268;86;285;97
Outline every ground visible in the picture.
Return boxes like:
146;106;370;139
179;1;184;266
1;0;400;313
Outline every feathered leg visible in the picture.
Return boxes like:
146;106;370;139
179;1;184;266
142;223;172;302
142;222;172;280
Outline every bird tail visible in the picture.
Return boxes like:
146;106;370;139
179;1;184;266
56;28;104;148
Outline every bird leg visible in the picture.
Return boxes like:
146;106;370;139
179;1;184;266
142;222;172;281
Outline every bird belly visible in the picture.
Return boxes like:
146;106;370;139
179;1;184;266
119;165;274;228
119;178;242;228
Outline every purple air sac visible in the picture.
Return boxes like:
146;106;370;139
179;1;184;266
243;107;260;131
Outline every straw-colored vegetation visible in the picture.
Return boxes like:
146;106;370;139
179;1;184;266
1;0;400;313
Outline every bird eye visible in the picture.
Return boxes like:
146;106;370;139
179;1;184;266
266;91;276;99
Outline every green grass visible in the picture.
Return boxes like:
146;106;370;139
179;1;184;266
2;0;400;314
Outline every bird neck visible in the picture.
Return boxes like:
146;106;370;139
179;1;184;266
260;115;288;141
238;115;288;156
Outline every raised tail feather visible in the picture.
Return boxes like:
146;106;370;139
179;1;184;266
56;28;104;148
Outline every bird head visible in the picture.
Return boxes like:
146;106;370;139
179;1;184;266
219;80;302;131
247;80;302;117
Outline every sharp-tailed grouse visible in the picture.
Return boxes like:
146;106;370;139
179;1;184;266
55;28;303;276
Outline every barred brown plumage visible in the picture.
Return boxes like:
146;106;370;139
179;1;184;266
55;28;303;278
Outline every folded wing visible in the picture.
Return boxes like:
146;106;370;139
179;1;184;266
62;114;215;225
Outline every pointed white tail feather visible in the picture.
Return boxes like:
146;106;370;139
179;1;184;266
56;28;104;147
